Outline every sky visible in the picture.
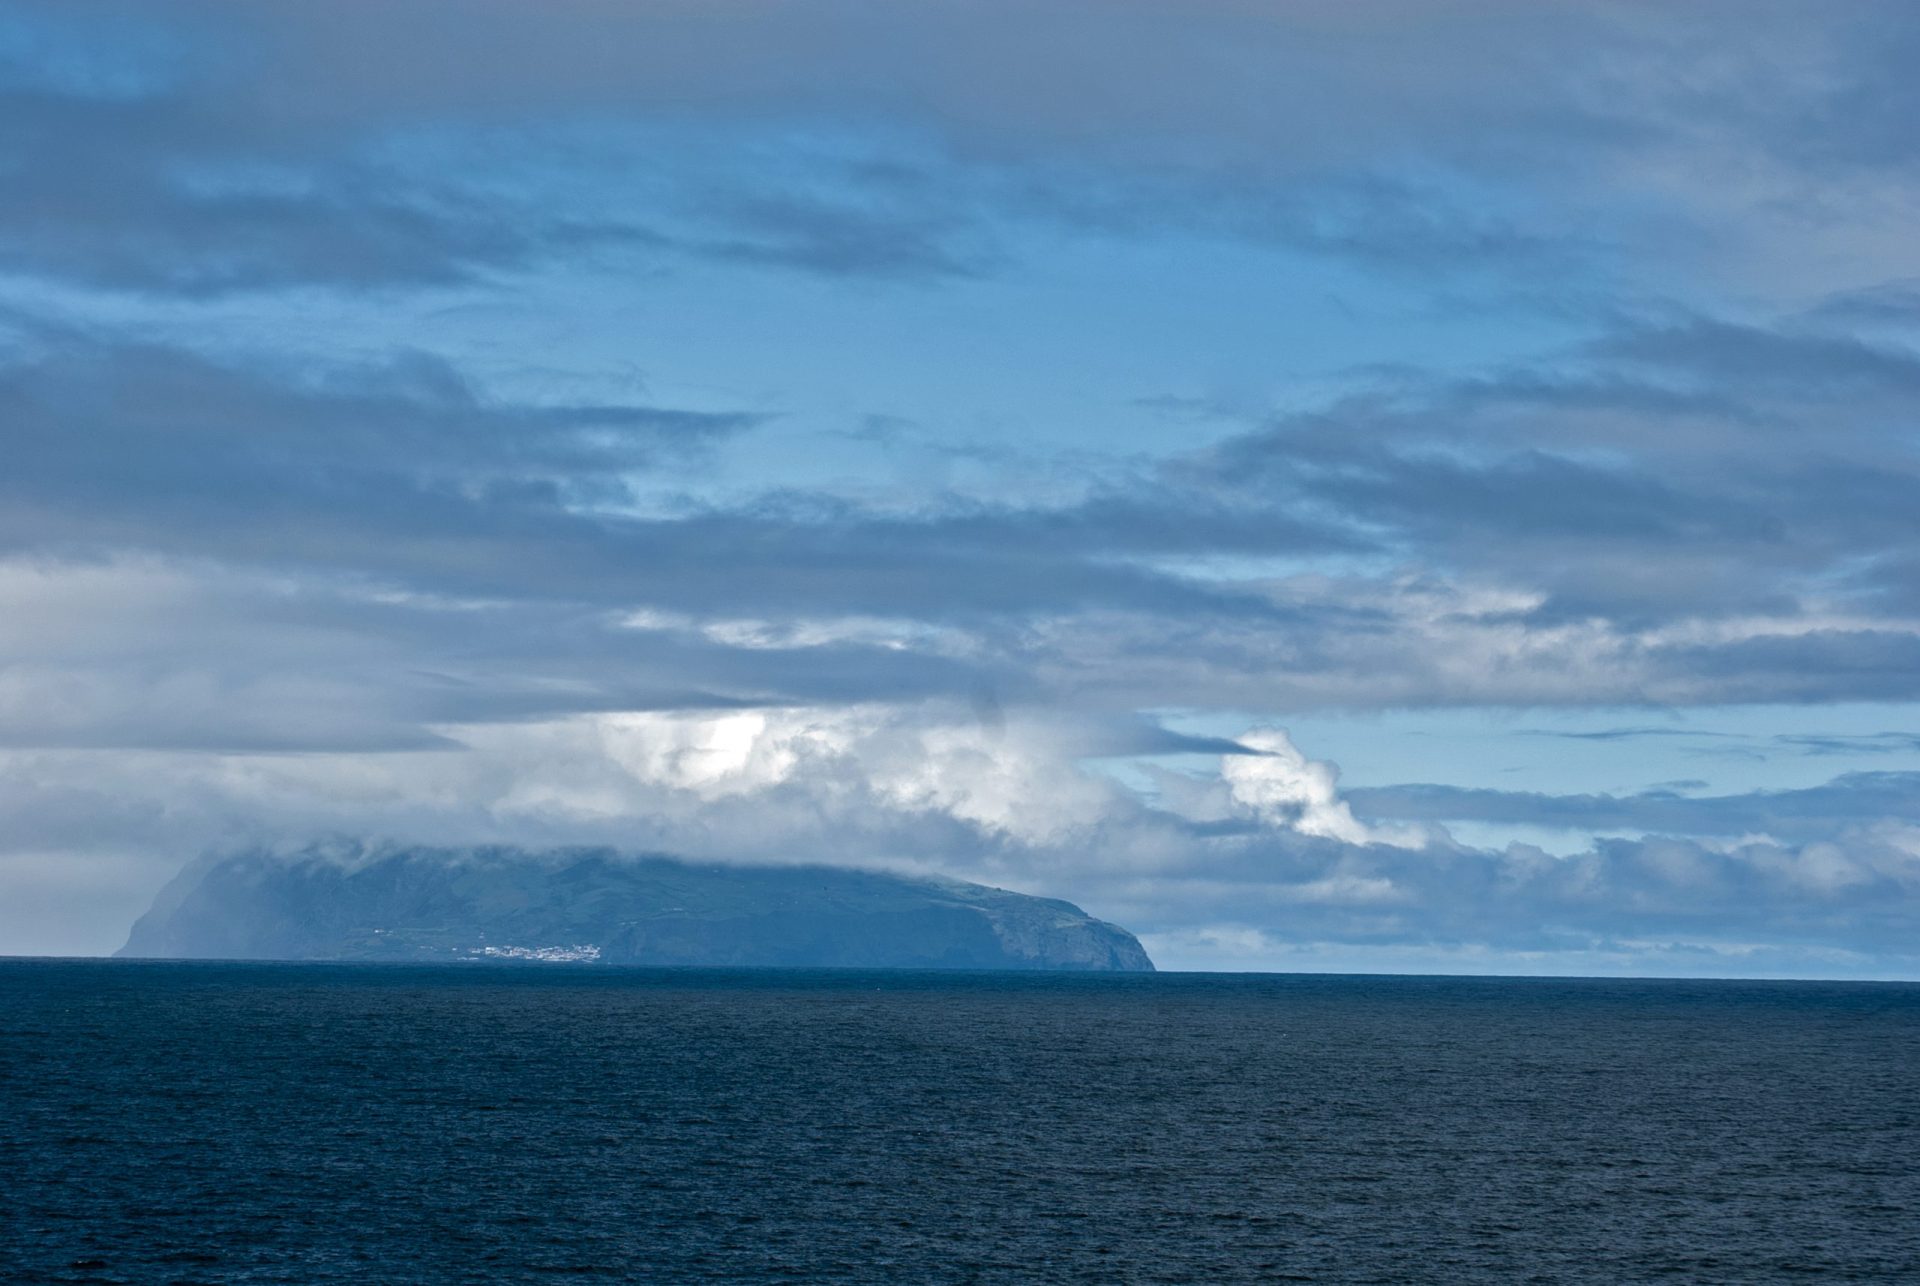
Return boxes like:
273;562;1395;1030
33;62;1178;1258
5;1;1920;975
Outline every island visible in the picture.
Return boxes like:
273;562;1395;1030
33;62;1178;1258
118;844;1155;971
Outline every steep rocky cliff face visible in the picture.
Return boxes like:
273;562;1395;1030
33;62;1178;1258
120;845;1155;972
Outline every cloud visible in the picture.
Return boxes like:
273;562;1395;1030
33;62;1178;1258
10;287;1920;780
0;76;650;292
1517;727;1740;743
11;309;1920;765
1776;732;1920;756
8;2;1920;971
1220;728;1420;848
6;709;1920;974
11;1;1920;297
1348;772;1920;845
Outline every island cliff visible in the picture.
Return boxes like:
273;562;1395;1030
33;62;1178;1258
119;844;1155;971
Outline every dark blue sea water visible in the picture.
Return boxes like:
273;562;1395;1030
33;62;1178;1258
4;963;1918;1284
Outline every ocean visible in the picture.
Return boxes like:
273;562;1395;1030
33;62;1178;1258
4;961;1918;1283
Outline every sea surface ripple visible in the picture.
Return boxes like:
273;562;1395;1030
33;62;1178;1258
4;962;1918;1283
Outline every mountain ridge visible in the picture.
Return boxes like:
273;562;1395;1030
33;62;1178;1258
119;844;1155;972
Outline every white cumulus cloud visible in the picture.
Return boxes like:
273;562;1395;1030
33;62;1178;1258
1222;728;1424;848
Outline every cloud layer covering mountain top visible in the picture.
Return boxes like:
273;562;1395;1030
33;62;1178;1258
4;1;1920;974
